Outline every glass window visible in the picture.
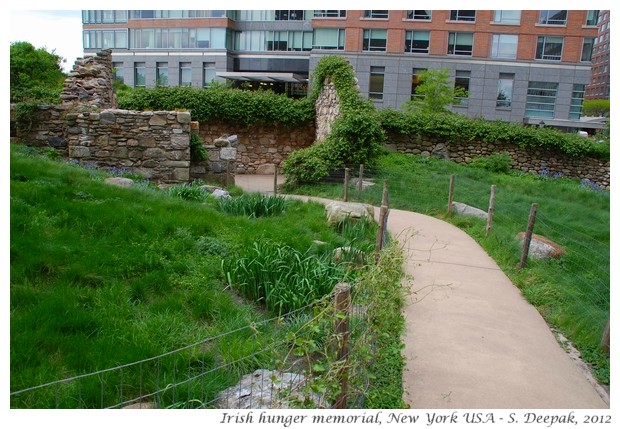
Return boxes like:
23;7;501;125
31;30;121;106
179;62;192;86
536;36;563;61
364;10;389;19
539;10;567;25
526;81;558;118
581;37;595;62
369;66;385;100
450;11;476;22
275;10;305;20
156;62;169;86
363;29;387;52
313;10;346;18
203;62;216;87
491;34;518;59
405;31;430;54
115;31;127;49
313;28;345;50
454;70;470;106
586;10;600;26
411;68;426;99
134;63;146;88
406;10;431;20
112;62;124;84
447;32;473;56
493;10;520;24
496;73;514;108
569;84;585;120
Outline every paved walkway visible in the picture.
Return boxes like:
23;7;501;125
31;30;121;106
234;175;609;409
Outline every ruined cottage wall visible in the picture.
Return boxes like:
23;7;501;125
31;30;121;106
386;133;610;189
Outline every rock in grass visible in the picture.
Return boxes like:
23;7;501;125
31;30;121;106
452;202;487;219
325;201;375;226
215;369;328;409
104;177;134;188
516;233;565;259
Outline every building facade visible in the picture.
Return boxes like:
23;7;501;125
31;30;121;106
82;10;601;128
585;10;610;99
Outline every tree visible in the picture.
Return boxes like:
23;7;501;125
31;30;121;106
10;41;66;103
582;99;610;117
403;68;468;113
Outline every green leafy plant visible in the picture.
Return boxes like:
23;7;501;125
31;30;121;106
189;133;207;162
217;193;288;218
166;182;209;201
403;69;468;113
13;102;41;136
469;153;513;173
117;85;314;128
284;56;385;186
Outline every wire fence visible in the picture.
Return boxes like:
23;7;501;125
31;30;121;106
303;162;610;352
10;283;372;409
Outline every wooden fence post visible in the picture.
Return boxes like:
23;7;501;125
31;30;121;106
519;203;538;269
600;320;610;354
448;175;455;215
333;282;351;409
343;168;350;202
358;164;364;193
486;185;497;236
273;166;278;196
375;180;390;263
226;160;231;188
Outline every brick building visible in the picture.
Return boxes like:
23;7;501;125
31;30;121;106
82;10;602;129
585;10;610;99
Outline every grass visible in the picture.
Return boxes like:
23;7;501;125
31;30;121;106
9;144;388;408
288;151;610;384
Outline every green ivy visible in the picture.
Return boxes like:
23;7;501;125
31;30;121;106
378;109;610;159
284;56;385;185
117;86;314;128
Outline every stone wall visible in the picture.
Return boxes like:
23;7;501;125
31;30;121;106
315;78;340;141
386;133;610;189
12;105;68;156
60;50;116;110
191;120;315;179
65;109;192;182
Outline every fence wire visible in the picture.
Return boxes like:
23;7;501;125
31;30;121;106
11;285;372;409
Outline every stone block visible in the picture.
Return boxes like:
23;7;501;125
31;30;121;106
100;111;116;124
171;134;189;149
173;168;190;181
220;147;237;161
324;201;375;226
255;163;276;175
69;146;90;158
149;115;168;126
177;111;191;124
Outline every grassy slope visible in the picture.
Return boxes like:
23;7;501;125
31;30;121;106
9;145;368;406
291;151;610;383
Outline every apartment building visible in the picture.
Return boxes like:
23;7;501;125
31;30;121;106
585;10;610;99
82;10;602;128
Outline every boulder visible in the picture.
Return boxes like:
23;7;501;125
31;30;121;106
211;188;231;199
452;202;487;220
104;177;134;188
324;201;375;226
516;233;565;259
215;369;327;409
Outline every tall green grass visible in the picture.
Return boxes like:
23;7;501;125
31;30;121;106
290;151;610;383
9;144;377;407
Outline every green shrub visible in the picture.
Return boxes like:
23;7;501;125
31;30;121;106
190;133;207;162
378;109;610;159
469;153;513;173
282;142;334;185
285;56;385;185
117;86;314;128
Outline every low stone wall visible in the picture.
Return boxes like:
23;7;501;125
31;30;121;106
65;109;192;183
11;105;69;157
386;133;610;189
192;120;315;177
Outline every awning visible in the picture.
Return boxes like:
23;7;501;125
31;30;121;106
523;116;607;130
216;72;308;83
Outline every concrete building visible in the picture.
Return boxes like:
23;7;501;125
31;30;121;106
585;10;610;99
82;10;602;129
